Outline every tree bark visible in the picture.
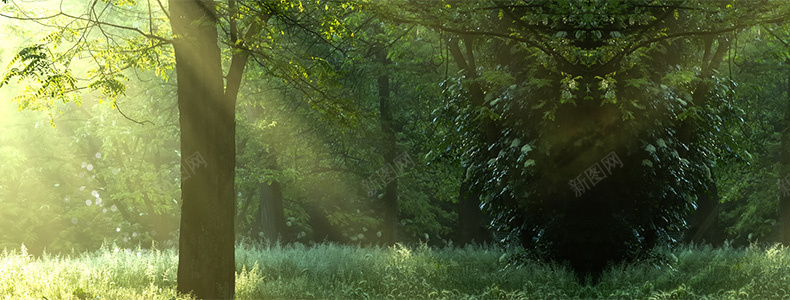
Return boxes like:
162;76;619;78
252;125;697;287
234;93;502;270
170;1;235;298
377;44;399;245
256;181;287;243
457;172;492;244
779;58;790;246
684;172;721;245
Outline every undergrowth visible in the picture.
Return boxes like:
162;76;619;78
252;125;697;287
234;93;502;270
0;241;788;299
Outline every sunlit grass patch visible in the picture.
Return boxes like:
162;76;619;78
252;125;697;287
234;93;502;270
0;244;189;300
1;241;790;299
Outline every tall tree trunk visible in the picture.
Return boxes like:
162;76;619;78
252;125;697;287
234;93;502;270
779;58;790;245
377;45;399;245
170;1;243;298
241;96;287;244
256;181;287;243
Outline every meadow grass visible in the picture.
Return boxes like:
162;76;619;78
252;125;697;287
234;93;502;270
0;241;789;299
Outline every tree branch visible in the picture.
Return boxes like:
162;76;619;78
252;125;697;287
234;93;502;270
592;14;790;75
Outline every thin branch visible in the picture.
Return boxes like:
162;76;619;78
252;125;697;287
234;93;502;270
0;12;64;21
381;14;583;74
115;100;155;126
148;0;154;44
761;24;790;49
156;0;170;21
592;15;790;75
59;11;171;43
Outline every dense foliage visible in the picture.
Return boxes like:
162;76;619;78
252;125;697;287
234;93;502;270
366;0;790;278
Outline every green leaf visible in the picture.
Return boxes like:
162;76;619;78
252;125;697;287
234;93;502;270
524;159;535;167
521;144;532;154
645;144;656;153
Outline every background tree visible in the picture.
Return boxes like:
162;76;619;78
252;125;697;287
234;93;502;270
715;23;790;246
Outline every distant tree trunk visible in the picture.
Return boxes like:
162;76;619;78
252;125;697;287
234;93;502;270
256;181;287;243
678;36;728;246
457;171;492;244
779;59;790;246
448;36;497;245
377;44;399;245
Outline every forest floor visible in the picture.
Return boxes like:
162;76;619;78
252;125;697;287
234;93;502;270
0;241;788;299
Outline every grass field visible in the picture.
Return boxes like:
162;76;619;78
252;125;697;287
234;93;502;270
0;241;788;299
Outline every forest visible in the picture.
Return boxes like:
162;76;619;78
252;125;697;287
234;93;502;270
1;0;790;299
